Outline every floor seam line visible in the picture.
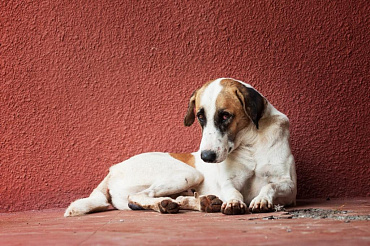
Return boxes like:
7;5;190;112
77;210;124;245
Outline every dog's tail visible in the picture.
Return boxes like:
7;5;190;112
64;174;111;217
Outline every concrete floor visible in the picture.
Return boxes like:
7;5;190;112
0;198;369;245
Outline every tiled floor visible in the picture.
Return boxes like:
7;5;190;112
0;198;369;245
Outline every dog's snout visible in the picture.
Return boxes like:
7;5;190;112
201;150;217;163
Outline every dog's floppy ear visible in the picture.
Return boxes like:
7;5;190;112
184;90;198;126
235;84;266;129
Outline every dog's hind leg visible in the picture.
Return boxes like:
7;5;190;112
128;193;180;214
64;174;111;217
127;171;204;214
176;192;223;213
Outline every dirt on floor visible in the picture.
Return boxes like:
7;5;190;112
251;204;370;222
288;208;370;221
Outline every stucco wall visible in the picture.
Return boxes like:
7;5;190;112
1;1;369;212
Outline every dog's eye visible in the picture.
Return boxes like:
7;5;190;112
197;112;206;124
221;112;232;122
222;113;230;120
197;113;205;122
196;109;206;126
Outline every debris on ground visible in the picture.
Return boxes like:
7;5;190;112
274;204;285;212
288;208;370;221
247;208;369;221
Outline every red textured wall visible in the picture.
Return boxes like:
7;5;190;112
1;1;369;212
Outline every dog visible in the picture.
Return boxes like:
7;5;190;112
64;78;297;216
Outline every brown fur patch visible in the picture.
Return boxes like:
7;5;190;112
169;153;196;168
219;78;266;130
216;79;251;139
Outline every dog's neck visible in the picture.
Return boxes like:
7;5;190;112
234;124;258;150
233;102;286;151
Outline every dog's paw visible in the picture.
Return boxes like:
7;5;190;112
64;197;110;217
200;195;223;213
64;201;88;217
158;199;180;214
249;195;273;213
221;199;248;215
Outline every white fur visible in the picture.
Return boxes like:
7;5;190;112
64;78;297;217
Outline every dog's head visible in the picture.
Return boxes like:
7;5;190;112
184;78;266;163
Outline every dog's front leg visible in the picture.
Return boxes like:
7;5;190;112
249;178;296;212
220;182;248;215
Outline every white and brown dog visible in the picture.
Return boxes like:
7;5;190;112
64;78;297;216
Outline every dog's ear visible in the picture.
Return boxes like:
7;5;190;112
235;85;266;129
184;90;197;126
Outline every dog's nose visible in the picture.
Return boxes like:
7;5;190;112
201;150;217;163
